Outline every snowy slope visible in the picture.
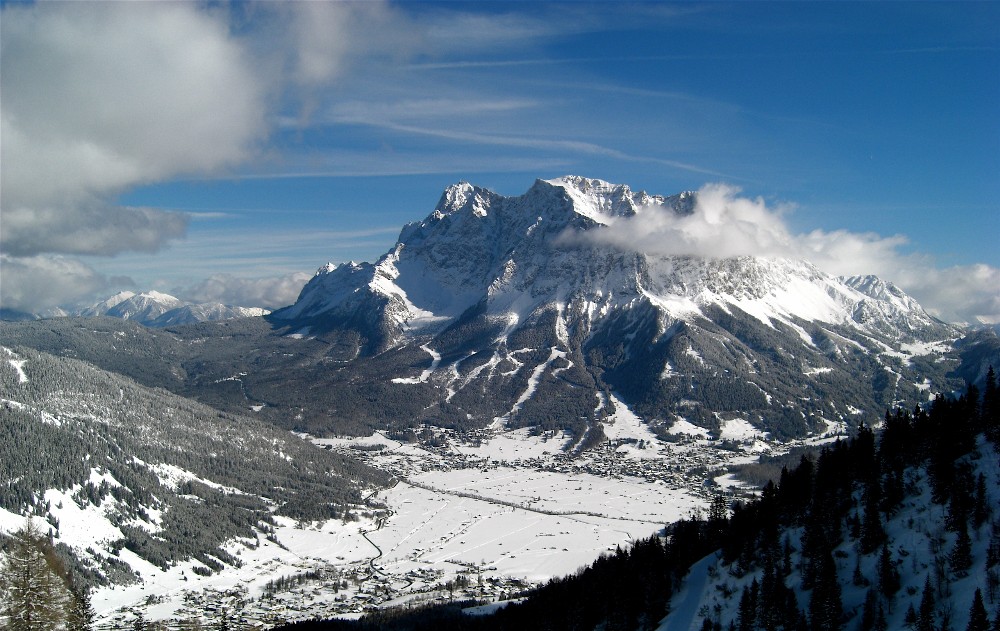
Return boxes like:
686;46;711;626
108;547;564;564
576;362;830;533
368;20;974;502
660;437;1000;631
0;345;390;626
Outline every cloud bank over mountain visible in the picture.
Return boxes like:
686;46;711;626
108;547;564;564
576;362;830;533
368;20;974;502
176;273;313;311
575;184;999;324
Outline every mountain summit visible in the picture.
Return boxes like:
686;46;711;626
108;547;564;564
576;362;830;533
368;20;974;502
275;177;939;342
269;177;956;440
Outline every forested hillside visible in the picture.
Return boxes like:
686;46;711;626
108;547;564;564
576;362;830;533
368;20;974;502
0;345;391;592
274;369;1000;631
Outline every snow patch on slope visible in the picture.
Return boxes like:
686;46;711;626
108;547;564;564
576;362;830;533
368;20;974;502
392;344;442;384
508;347;565;416
3;346;29;383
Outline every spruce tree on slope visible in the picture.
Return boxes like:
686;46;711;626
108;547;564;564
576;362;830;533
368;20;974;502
918;576;936;631
860;484;885;555
65;583;96;631
877;545;900;603
0;518;70;630
966;588;989;631
982;366;998;444
809;551;843;631
951;526;973;577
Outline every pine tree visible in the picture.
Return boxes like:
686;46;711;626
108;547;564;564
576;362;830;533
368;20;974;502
860;589;878;631
967;589;989;631
874;601;888;631
737;578;759;631
0;518;71;630
918;576;936;631
973;474;989;528
809;551;843;631
877;545;900;602
860;483;886;554
951;526;973;576
708;493;730;544
983;366;998;444
65;583;96;631
853;556;868;587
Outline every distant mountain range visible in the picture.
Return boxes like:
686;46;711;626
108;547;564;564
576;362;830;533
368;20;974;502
2;290;269;327
78;290;269;327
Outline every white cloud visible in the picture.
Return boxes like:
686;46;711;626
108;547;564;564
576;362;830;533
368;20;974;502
1;204;188;258
575;183;1000;324
0;255;118;313
890;264;1000;326
0;1;266;257
177;273;311;310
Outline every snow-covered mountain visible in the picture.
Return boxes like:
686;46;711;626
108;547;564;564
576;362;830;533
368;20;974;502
277;176;941;343
269;176;959;440
78;291;269;327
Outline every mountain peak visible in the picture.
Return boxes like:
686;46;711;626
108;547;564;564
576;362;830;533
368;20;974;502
539;176;640;225
277;175;947;349
434;181;499;219
543;175;697;224
138;290;182;304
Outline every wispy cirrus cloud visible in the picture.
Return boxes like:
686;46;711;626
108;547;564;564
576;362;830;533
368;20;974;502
328;119;728;178
327;98;540;123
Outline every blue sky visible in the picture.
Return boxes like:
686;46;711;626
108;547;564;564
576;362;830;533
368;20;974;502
1;1;998;323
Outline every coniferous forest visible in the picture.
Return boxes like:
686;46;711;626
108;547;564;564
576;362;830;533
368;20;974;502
273;369;1000;631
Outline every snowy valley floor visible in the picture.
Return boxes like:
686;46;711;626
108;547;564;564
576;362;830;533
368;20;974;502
79;406;843;628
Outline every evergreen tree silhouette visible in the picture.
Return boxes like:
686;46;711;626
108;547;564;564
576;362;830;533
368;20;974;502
981;366;998;443
809;551;843;631
918;577;936;631
0;518;70;630
966;588;989;631
877;545;900;602
951;526;973;576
